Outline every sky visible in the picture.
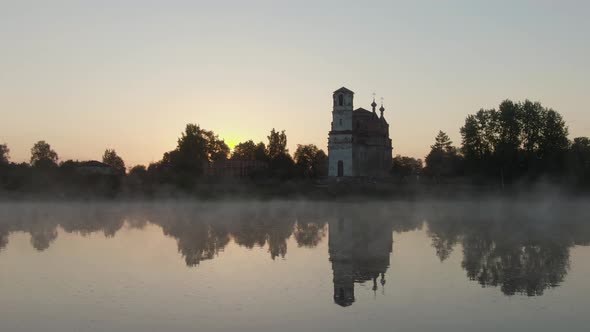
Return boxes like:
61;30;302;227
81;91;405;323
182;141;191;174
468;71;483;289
1;0;589;166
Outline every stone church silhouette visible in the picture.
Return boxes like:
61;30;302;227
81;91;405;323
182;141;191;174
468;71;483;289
328;87;393;177
329;217;393;307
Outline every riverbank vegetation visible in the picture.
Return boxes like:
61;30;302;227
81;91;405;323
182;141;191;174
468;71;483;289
1;99;589;199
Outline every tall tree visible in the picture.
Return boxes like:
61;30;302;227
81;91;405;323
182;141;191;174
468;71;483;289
494;100;522;183
539;109;569;173
30;141;58;167
425;131;462;180
294;144;328;178
519;100;545;155
0;143;9;164
266;129;295;178
267;129;288;159
431;130;453;152
518;100;546;174
460;110;495;172
102;149;126;174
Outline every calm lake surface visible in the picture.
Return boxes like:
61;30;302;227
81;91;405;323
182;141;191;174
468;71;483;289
1;199;589;332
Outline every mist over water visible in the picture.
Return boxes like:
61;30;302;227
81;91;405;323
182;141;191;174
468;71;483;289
1;199;589;332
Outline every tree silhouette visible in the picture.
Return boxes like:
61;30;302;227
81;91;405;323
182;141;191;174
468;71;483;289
568;137;590;185
539;109;569;173
424;131;462;180
30;140;58;168
266;129;295;178
231;140;267;161
267;128;288;159
165;124;230;177
129;165;147;177
391;155;422;182
459;99;571;183
294;144;328;178
102;149;126;174
0;143;9;164
294;221;326;247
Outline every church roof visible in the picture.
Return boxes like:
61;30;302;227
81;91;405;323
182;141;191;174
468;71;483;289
353;107;372;114
333;87;354;95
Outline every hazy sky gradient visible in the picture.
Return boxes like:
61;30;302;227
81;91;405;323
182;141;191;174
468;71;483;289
1;0;589;166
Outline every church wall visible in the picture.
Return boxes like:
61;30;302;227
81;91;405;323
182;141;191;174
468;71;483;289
328;140;353;176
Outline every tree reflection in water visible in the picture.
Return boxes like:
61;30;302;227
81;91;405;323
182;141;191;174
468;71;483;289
0;200;588;302
424;201;590;296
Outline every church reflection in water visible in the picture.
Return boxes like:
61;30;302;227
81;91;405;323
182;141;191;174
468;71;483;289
329;217;392;307
1;201;589;304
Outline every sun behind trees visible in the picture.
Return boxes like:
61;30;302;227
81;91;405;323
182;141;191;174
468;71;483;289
1;99;589;198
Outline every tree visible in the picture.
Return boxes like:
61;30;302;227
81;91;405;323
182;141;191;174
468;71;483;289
520;100;545;155
494;100;522;183
0;143;9;164
203;130;230;162
432;130;453;152
424;131;462;180
539;109;569;173
460;99;571;183
294;144;328;178
266;129;295;178
267;128;288;160
232;140;267;161
294;222;326;247
253;142;267;161
30;141;58;167
391;155;423;181
166;124;230;176
568;137;590;185
102;149;126;174
129;165;147;177
460;110;495;173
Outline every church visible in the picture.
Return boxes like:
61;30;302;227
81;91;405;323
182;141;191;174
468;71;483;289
328;87;393;177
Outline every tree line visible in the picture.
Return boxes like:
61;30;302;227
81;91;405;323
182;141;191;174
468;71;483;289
1;97;589;196
0;126;328;196
391;99;590;188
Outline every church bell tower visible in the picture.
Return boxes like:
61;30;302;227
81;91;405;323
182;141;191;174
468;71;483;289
328;87;355;177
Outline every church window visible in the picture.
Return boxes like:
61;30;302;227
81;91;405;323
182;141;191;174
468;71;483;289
338;94;344;106
339;119;343;126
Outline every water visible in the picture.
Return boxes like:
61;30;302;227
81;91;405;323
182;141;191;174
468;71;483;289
1;200;589;332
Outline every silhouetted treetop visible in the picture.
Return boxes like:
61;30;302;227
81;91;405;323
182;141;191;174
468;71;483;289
294;144;328;178
231;140;267;161
424;131;462;179
164;124;230;176
391;155;422;181
30;140;58;168
102;149;126;175
0;143;9;164
267;128;289;159
431;130;454;152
